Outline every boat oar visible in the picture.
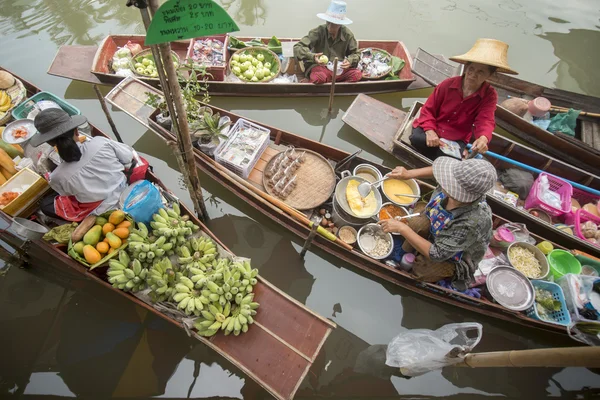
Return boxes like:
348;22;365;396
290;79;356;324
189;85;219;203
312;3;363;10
328;57;339;114
466;144;600;197
209;159;353;251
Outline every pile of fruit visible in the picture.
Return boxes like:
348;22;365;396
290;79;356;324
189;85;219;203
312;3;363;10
229;49;279;83
0;90;12;113
132;53;179;78
104;203;261;338
71;210;131;265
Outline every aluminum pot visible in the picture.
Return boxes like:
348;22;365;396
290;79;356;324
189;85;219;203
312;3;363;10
10;217;48;241
331;195;368;228
336;171;382;219
357;223;394;260
352;164;383;188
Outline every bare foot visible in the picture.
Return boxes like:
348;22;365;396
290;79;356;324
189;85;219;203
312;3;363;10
300;78;310;83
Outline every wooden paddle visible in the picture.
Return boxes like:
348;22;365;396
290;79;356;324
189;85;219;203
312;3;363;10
209;159;354;251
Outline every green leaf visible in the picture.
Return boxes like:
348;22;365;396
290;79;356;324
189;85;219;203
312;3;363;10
229;36;247;49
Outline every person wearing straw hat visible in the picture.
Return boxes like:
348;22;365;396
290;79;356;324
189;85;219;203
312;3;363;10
411;39;518;161
294;1;362;84
378;158;497;289
31;108;135;222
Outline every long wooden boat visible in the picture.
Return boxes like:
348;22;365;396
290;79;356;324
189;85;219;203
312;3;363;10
47;34;434;97
0;67;334;400
103;77;580;337
343;93;600;257
488;73;600;177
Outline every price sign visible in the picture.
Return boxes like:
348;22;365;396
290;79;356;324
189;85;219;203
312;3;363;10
145;0;239;45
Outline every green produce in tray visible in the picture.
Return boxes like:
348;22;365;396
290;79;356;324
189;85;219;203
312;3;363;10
535;288;561;322
229;48;279;83
132;53;179;78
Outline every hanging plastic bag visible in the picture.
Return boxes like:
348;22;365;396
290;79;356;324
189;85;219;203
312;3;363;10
385;323;483;376
122;180;162;225
547;109;581;137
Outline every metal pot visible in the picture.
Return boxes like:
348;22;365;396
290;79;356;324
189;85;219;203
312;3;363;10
352;164;383;187
357;223;394;260
335;171;382;219
331;196;368;228
10;217;48;241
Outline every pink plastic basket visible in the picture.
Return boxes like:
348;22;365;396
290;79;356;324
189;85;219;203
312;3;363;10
564;209;600;246
564;187;600;222
524;173;572;217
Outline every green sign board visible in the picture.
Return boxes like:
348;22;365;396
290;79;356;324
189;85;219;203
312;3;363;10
145;0;239;46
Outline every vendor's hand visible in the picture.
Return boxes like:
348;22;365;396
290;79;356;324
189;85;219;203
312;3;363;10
314;53;324;64
340;59;351;69
425;130;440;147
378;219;408;234
388;166;413;180
471;136;489;154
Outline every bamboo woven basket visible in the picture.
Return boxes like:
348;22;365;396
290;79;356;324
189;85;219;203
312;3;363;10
228;46;281;83
358;47;393;80
0;77;26;125
129;48;181;78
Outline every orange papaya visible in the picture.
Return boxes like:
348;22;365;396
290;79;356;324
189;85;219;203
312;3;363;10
83;245;102;264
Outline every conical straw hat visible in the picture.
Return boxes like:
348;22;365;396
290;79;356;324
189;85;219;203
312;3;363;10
449;38;518;75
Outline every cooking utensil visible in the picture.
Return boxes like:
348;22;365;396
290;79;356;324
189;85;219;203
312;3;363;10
337;171;382;219
486;265;535;311
393;193;420;199
357;223;393;260
357;176;387;198
10;217;48;240
352;163;383;186
394;212;420;221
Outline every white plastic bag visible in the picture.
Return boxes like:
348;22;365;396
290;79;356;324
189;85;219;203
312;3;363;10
385;323;482;376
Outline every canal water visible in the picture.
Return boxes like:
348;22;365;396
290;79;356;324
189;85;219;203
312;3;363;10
1;0;599;398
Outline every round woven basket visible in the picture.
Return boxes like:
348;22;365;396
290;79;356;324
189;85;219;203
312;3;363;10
358;47;393;80
129;48;181;78
0;77;26;126
228;46;281;83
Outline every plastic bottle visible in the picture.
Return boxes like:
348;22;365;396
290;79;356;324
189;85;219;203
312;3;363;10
399;253;415;272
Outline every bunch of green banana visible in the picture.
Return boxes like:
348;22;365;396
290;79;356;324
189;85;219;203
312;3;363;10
193;293;259;337
150;206;200;243
230;260;259;295
128;222;174;268
147;257;178;303
176;236;218;272
107;250;148;292
173;275;211;316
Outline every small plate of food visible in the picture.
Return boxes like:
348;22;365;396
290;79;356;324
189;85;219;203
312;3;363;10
3;119;36;144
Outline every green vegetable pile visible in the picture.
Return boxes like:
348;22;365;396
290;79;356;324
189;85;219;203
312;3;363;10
229;36;282;54
229;49;279;82
535;288;561;322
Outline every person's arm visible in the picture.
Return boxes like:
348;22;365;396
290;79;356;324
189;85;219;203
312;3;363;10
471;87;498;152
415;83;444;133
388;165;434;180
345;34;360;67
293;27;321;64
108;140;134;167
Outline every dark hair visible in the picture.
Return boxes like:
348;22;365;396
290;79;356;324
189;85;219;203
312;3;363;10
49;129;81;163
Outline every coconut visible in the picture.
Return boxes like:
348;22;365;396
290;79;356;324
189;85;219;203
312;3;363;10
583;203;600;217
500;98;528;117
0;71;15;90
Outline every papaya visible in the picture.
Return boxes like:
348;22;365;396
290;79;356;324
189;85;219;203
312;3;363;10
0;149;16;175
73;241;85;255
71;215;97;243
83;225;102;246
116;220;131;229
108;247;117;255
96;241;109;254
83;244;102;264
108;210;125;225
113;227;130;239
95;216;108;226
0;165;14;179
0;139;23;159
103;237;110;243
11;144;24;157
0;172;6;185
105;232;122;249
102;223;115;235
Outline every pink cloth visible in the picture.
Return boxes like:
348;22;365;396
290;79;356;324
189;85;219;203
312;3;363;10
309;65;362;84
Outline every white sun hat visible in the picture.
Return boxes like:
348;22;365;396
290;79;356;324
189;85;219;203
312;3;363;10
317;0;353;25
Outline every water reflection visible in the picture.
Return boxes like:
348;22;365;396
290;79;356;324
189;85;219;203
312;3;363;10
219;0;268;27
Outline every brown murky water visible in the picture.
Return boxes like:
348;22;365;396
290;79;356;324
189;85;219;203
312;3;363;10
1;0;600;398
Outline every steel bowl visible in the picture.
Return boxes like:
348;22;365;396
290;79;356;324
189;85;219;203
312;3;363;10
375;202;409;236
357;223;393;260
486;265;535;311
507;241;550;280
10;217;48;241
381;178;421;207
352;164;383;188
335;171;382;220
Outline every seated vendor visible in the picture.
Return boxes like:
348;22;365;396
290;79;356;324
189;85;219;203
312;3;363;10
30;108;134;222
293;0;362;84
378;157;496;289
411;39;518;161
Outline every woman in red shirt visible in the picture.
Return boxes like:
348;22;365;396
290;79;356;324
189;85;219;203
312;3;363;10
411;39;518;160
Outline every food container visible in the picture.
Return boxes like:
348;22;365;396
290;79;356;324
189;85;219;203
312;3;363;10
0;168;49;217
352;164;383;187
525;280;571;326
3;119;36;145
228;47;281;83
330;196;366;228
581;265;599;277
186;35;229;81
377;202;409;236
357;223;393;260
547;249;582;280
524;173;572;217
486;265;535;311
11;91;81;120
337;225;358;246
507;242;549;280
557;274;600;323
564;209;600;245
527;208;552;224
527;97;551;118
381;178;420;207
9;217;48;240
335;172;382;220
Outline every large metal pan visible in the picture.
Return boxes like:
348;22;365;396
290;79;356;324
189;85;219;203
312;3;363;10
335;171;382;219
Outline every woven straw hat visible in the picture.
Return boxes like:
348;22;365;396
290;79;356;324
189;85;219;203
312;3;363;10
449;38;518;75
317;1;353;25
433;157;497;203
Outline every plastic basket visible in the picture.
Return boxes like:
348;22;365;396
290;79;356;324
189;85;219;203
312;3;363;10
215;118;270;179
186;35;229;81
563;209;600;246
525;280;571;326
11;91;81;120
524;173;572;217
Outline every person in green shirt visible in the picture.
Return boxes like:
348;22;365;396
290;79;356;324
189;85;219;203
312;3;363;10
293;1;362;84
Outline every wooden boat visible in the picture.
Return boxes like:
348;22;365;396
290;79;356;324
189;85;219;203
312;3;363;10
0;67;334;400
488;73;600;177
104;77;579;337
342;93;600;257
47;34;433;97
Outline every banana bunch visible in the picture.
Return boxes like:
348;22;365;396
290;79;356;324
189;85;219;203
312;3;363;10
193;293;259;337
230;259;259;295
150;205;200;245
176;236;218;272
128;221;174;268
107;250;148;292
0;91;12;113
147;257;179;303
172;275;211;316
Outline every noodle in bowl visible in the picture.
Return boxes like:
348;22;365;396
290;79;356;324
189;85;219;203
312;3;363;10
507;242;549;280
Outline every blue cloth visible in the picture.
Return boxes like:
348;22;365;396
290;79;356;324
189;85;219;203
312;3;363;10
425;192;463;263
437;279;482;299
387;235;406;263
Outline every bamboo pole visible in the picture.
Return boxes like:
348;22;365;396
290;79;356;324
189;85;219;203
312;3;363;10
456;346;600;368
93;84;124;143
550;106;600;118
328;57;338;113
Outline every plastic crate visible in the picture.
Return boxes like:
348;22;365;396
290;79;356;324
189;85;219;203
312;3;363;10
186;35;229;81
524;173;572;217
525;280;571;326
215;118;270;179
11;91;81;120
557;273;600;323
564;209;600;247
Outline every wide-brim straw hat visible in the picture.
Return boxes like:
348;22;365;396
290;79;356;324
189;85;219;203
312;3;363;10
30;108;87;147
317;0;353;25
433;157;497;203
449;38;518;75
